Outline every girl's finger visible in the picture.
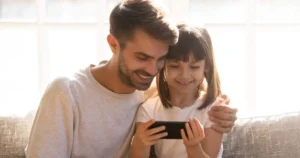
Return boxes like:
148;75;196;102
190;118;199;137
195;119;205;138
148;132;168;141
185;122;194;140
147;126;166;136
181;129;188;142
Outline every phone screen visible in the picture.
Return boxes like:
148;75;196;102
148;121;189;139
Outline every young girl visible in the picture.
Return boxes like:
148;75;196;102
129;24;225;158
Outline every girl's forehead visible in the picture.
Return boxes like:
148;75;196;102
167;55;204;63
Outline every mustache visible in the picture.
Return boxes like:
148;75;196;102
134;70;157;77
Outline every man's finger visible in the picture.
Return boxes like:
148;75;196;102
211;124;232;134
220;94;230;104
210;105;238;114
208;110;237;121
209;116;235;128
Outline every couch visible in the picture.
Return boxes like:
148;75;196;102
1;112;300;158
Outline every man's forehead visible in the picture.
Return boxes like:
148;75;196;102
135;51;167;59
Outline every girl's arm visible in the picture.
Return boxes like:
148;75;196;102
129;123;150;158
186;144;210;158
200;128;223;158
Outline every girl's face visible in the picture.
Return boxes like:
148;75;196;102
164;55;206;94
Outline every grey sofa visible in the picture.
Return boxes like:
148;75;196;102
1;112;300;158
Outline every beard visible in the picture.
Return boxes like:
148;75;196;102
117;52;156;91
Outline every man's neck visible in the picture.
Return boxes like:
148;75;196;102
90;60;136;94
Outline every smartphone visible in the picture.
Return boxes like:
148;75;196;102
148;121;189;139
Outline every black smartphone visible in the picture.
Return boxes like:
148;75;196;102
148;121;189;139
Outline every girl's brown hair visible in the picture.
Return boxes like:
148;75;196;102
157;23;222;110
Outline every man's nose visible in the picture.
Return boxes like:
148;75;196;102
145;61;160;76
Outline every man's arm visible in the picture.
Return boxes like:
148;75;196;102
26;79;74;158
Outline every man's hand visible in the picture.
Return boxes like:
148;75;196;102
208;95;238;133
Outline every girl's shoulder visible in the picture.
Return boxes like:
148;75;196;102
140;95;162;109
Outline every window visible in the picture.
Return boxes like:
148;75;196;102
0;0;299;117
0;0;36;21
188;0;300;117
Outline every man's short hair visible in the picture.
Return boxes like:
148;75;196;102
109;0;179;48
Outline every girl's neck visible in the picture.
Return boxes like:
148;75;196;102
169;89;198;109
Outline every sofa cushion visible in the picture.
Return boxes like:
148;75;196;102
222;112;300;158
0;117;32;158
2;112;300;158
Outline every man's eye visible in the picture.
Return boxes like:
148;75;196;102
137;56;147;61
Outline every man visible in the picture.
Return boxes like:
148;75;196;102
26;0;237;157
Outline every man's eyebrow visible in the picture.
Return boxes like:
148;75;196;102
135;52;168;60
168;59;179;62
135;52;153;59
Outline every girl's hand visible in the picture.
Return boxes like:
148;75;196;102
181;118;205;148
132;120;168;148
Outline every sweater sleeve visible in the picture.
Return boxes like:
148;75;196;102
26;78;75;158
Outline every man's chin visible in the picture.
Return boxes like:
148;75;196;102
133;82;152;91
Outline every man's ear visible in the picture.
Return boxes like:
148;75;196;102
107;34;120;54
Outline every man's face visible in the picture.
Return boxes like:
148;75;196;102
117;29;169;91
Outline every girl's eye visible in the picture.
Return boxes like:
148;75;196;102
191;66;200;69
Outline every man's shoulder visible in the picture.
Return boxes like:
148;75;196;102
46;68;87;94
